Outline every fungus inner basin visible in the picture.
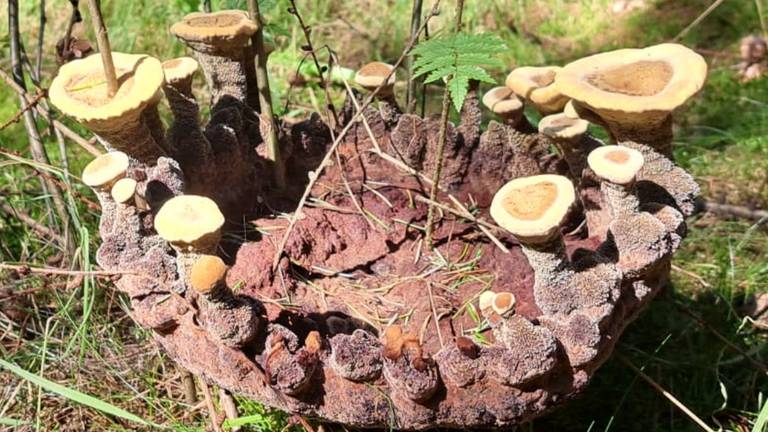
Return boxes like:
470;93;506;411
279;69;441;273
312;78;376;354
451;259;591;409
501;181;558;221
586;60;673;96
605;149;630;164
65;68;135;107
186;14;242;28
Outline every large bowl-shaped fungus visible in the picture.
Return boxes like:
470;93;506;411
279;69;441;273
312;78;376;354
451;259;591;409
555;43;707;157
73;35;702;429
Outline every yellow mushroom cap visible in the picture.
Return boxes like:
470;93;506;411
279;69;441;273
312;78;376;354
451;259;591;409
189;254;228;294
555;43;707;115
162;57;199;85
170;10;258;44
490;174;576;243
111;178;137;203
49;53;164;126
355;62;396;89
492;292;516;315
587;145;644;185
81;151;130;189
155;195;225;252
505;66;569;113
538;113;589;140
478;291;496;312
482;86;523;115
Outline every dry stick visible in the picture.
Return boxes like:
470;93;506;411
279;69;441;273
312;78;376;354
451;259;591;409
672;0;726;42
8;0;74;259
424;0;465;248
0;199;65;245
199;379;222;432
405;0;424;114
618;355;715;432
36;0;46;81
0;263;131;277
0;68;102;157
181;370;197;405
86;0;118;97
287;0;339;127
218;388;240;432
703;201;768;223
0;90;46;131
247;0;285;189
270;1;441;269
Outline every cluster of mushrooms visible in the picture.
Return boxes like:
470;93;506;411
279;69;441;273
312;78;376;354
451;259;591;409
50;9;706;429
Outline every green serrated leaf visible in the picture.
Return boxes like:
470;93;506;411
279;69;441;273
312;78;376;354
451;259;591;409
448;75;470;112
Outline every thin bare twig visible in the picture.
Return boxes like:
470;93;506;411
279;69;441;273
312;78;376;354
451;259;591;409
0;198;65;244
405;0;424;113
703;201;768;223
199;379;222;432
0;263;132;278
0;68;102;156
270;1;441;269
618;355;715;432
218;388;240;431
0;89;46;131
247;0;285;189
672;0;726;42
86;0;118;96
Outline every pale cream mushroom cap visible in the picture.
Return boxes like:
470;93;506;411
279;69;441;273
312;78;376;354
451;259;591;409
482;86;523;115
492;292;516;315
538;113;589;140
81;151;130;190
490;174;576;243
555;43;708;115
49;53;164;125
505;66;569;113
355;62;396;90
170;10;258;43
587;145;644;185
190;254;228;295
162;57;199;85
155;195;225;252
478;291;496;312
563;100;580;119
110;178;137;204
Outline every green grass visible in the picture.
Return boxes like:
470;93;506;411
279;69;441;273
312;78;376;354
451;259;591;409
1;0;767;431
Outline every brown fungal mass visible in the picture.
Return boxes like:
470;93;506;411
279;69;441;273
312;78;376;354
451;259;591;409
73;33;702;429
502;182;558;220
586;60;673;96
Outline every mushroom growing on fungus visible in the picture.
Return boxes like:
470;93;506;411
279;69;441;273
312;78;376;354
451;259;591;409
482;86;524;126
189;254;260;347
49;53;167;163
355;61;401;125
588;146;674;278
170;10;258;107
505;66;570;115
381;325;439;402
538;113;594;181
81;151;130;233
490;175;620;316
555;43;707;158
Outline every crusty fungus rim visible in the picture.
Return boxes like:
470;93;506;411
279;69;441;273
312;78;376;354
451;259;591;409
538;113;589;139
587;145;645;185
154;195;225;246
555;43;707;113
355;62;397;89
81;151;130;189
162;57;199;84
49;53;164;123
490;174;576;242
170;10;259;42
482;86;523;114
505;66;568;110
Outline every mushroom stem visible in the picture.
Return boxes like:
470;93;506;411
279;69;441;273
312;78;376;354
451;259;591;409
92;117;168;163
194;47;250;108
377;92;402;126
519;234;572;284
608;114;673;158
551;136;588;181
162;84;213;173
602;180;640;218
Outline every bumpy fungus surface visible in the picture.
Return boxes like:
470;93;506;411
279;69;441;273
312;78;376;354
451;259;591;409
76;34;703;430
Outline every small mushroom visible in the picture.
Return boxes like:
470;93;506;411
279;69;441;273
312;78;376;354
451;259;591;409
490;175;620;314
587;145;644;217
354;62;401;125
491;292;516;316
170;10;258;107
478;290;495;316
481;86;524;126
50;53;167;162
162;57;199;96
82;151;130;193
381;325;439;402
538;113;593;181
189;254;260;347
556;43;707;157
110;178;137;205
505;66;569;115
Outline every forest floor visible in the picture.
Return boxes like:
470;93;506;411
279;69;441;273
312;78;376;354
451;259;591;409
0;0;767;431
